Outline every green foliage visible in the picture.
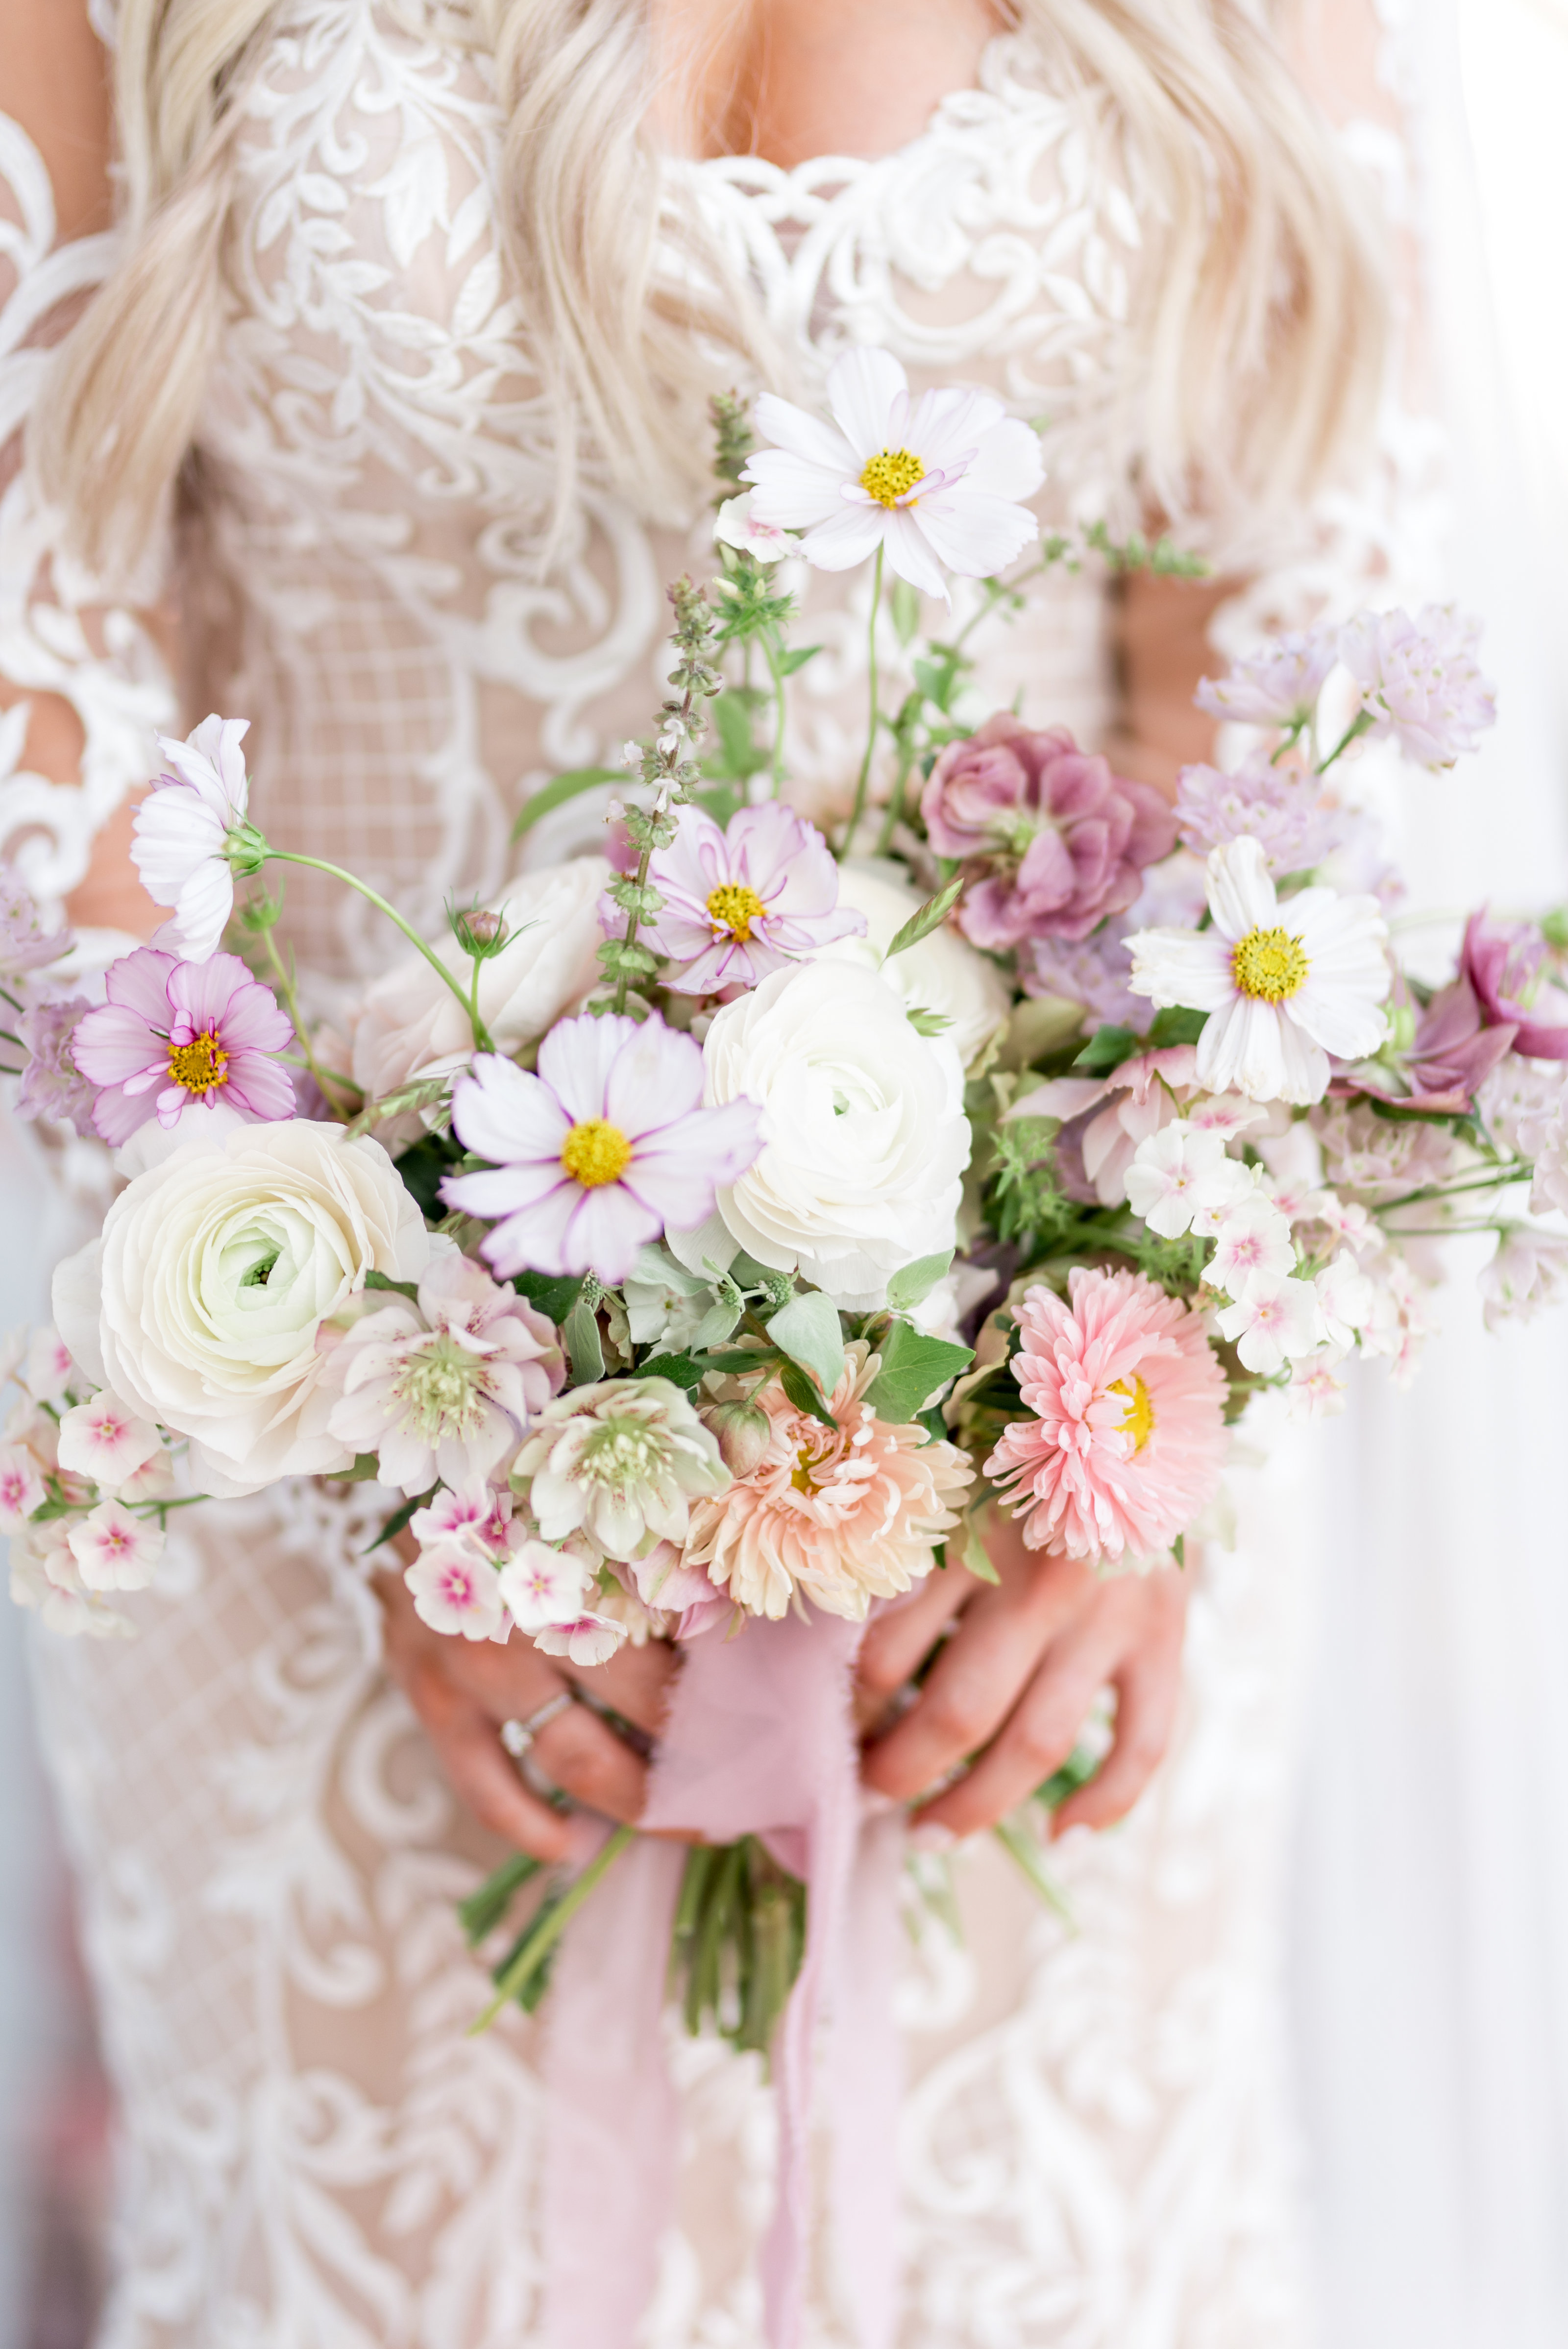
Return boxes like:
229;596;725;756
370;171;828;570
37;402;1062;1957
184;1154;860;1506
778;1357;837;1429
863;1320;973;1422
364;1484;437;1556
708;390;755;495
363;1268;420;1301
1146;1006;1208;1049
510;765;624;842
510;1269;584;1323
459;1850;546;1947
989;1116;1079;1253
634;1351;707;1389
886;1250;955;1311
1073;1023;1139;1075
885;875;965;958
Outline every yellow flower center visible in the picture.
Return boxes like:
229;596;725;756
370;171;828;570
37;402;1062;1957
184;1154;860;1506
706;881;766;943
858;447;925;508
560;1117;634;1188
1107;1374;1155;1454
166;1030;230;1095
790;1446;818;1494
1231;925;1310;1003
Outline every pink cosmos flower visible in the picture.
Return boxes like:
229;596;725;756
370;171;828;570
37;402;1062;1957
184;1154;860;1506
443;1014;763;1284
625;802;865;995
65;1499;164;1592
56;1394;164;1491
986;1269;1227;1565
1460;911;1568;1061
403;1543;506;1640
323;1255;564;1495
923;716;1176;949
71;947;295;1146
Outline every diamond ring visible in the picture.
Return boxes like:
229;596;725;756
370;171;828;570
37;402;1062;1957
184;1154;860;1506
499;1692;574;1761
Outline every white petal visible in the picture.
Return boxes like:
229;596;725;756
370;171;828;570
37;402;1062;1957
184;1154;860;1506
744;447;853;530
904;384;1002;470
911;488;1038;581
796;504;889;573
1127;928;1235;1011
750;395;858;478
1197;994;1288;1100
879;506;951;600
1206;837;1277;940
1270;1012;1331;1105
825;347;908;460
964;414;1047;501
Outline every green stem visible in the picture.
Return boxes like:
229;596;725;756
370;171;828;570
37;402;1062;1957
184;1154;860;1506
875;744;916;857
1315;707;1374;775
258;922;361;1117
268;851;494;1052
1378;1163;1532;1213
845;543;884;854
470;1824;636;2032
767;635;788;799
612;792;666;1017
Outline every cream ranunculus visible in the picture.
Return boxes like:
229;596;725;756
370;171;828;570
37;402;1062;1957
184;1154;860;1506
349;857;609;1099
818;858;1009;1066
52;1121;431;1498
698;960;970;1310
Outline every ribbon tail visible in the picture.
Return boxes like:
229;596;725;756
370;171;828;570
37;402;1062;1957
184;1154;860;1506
828;1806;906;2349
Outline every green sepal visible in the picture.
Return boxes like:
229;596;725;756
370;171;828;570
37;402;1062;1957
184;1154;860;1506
635;1351;706;1389
778;1358;837;1429
1073;1023;1139;1075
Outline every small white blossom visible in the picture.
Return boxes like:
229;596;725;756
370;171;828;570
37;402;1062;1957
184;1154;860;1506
532;1614;627;1667
1207;1194;1296;1298
66;1500;164;1592
1315;1249;1377;1350
57;1394;163;1492
1215;1272;1324;1374
496;1536;593;1633
131;716;255;962
1125;1122;1251;1241
0;1445;46;1527
714;492;795;565
403;1544;506;1641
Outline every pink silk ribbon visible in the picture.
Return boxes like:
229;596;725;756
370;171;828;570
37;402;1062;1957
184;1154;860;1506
543;1607;903;2349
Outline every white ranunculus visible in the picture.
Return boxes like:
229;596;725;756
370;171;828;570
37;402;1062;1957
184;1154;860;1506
698;960;969;1310
817;859;1009;1066
52;1122;430;1499
349;857;610;1100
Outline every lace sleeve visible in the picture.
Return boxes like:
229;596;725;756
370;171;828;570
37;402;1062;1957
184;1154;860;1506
0;85;177;924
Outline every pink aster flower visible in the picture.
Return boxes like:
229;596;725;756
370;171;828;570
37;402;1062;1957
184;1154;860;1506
1195;631;1338;729
1338;606;1497;770
986;1269;1227;1565
622;801;865;995
66;1499;164;1592
443;1014;763;1284
1461;911;1568;1061
71;947;295;1146
923;716;1176;949
323;1255;564;1495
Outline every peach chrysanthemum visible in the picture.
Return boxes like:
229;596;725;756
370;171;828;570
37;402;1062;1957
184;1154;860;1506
684;1342;973;1620
987;1268;1226;1566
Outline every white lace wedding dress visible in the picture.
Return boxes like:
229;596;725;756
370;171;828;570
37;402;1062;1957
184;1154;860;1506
0;6;1426;2343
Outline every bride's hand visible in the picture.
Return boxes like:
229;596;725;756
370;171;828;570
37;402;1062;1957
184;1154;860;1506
856;1509;1187;1841
376;1563;680;1862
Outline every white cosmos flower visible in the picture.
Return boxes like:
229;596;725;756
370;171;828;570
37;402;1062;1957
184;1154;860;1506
131;716;258;963
741;348;1043;602
1127;836;1389;1106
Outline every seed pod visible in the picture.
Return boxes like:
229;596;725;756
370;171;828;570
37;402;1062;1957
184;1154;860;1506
708;1397;771;1479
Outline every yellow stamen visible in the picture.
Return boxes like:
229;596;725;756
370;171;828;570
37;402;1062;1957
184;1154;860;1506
858;447;925;508
560;1118;633;1188
166;1030;230;1095
790;1446;817;1494
1231;925;1309;1003
1107;1374;1155;1454
706;881;766;943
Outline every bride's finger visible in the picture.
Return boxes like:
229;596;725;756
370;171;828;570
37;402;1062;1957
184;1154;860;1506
854;1567;967;1722
525;1696;652;1827
402;1670;575;1861
566;1637;682;1737
910;1612;1127;1839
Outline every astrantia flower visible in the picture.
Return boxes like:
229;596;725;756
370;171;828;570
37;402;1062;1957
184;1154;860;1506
66;1500;164;1593
323;1255;564;1495
71;948;295;1147
1339;606;1497;770
512;1377;729;1563
742;347;1043;600
443;1015;763;1286
630;802;865;995
15;994;97;1135
131;716;266;962
683;1343;972;1621
923;717;1176;948
1174;754;1345;877
1128;836;1389;1105
1195;632;1337;728
986;1269;1227;1566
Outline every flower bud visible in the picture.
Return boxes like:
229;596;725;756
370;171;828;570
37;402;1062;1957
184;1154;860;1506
450;905;508;959
707;1396;771;1479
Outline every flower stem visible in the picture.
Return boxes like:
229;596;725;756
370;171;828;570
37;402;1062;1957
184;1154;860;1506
767;634;788;798
1316;707;1375;775
612;789;668;1018
267;852;494;1052
1378;1162;1532;1213
256;921;361;1118
469;1823;637;2032
845;543;885;855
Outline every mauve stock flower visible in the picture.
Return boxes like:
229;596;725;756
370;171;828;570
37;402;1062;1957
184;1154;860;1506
71;948;295;1147
15;994;97;1135
1009;1044;1200;1208
1174;753;1344;877
986;1268;1227;1566
631;802;865;995
923;716;1176;950
1195;632;1337;729
1461;911;1568;1061
1339;606;1496;770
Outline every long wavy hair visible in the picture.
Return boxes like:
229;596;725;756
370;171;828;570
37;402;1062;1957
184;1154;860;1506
33;0;1387;577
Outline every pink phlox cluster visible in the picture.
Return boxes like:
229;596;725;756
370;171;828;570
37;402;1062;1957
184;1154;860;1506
71;947;295;1145
924;715;1176;949
1174;753;1345;877
15;993;98;1135
1461;911;1568;1062
1195;632;1337;728
1010;1046;1200;1208
629;802;865;994
1339;606;1497;770
986;1269;1227;1565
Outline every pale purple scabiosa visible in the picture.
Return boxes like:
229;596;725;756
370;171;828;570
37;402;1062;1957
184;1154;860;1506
443;1014;762;1284
1025;931;1144;1030
625;801;865;995
70;947;295;1147
1194;632;1337;728
1338;606;1497;770
1174;754;1345;877
131;716;265;961
1128;837;1389;1105
323;1255;564;1495
741;347;1043;600
15;994;98;1135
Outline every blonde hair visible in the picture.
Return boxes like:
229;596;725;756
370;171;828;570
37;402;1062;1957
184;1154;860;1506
34;0;1386;577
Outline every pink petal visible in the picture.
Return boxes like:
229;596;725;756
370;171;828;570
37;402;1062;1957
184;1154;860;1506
451;1055;570;1165
535;1014;640;1125
604;1019;704;1138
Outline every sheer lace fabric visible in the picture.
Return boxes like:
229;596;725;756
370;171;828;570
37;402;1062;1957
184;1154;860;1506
0;4;1419;2341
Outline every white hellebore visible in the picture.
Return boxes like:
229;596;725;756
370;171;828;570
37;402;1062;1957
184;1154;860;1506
132;716;257;963
694;959;970;1311
818;860;1010;1067
52;1121;431;1498
1127;836;1389;1106
742;347;1043;602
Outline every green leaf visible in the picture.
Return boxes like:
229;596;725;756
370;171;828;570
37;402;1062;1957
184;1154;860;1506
692;785;743;829
635;1351;706;1389
778;1357;837;1429
958;1516;1000;1585
364;1268;420;1301
885;876;965;960
764;1292;846;1398
702;1346;777;1373
364;1484;437;1555
705;693;767;783
890;577;922;645
392;1133;462;1219
1147;1006;1208;1050
1073;1023;1139;1076
885;1251;955;1312
777;643;821;677
564;1292;605;1383
510;1270;583;1324
863;1320;973;1422
916;1403;949;1445
511;765;623;840
906;1006;952;1037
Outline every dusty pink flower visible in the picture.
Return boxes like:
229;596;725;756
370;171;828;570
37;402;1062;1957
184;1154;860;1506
71;947;295;1146
683;1342;973;1620
66;1499;164;1592
1357;974;1517;1113
1010;1046;1199;1208
923;716;1175;949
443;1014;762;1284
1460;911;1568;1061
15;994;97;1135
627;802;865;995
987;1269;1227;1565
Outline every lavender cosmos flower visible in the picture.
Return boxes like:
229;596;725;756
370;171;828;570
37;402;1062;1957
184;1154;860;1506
71;947;296;1146
1174;754;1345;877
623;802;865;995
922;716;1176;949
443;1012;763;1284
1339;606;1496;771
1461;910;1568;1061
1195;632;1337;729
15;995;98;1135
